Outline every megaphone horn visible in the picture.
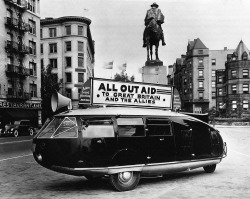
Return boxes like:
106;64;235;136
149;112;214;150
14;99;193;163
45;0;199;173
51;92;72;112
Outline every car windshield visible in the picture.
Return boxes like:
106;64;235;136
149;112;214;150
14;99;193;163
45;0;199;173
38;117;78;138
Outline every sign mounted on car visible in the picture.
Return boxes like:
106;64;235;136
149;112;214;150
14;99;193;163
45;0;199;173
92;78;173;109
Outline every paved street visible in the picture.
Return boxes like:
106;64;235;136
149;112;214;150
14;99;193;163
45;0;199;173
0;127;250;199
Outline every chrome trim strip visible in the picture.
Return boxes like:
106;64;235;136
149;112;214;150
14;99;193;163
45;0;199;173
50;158;222;176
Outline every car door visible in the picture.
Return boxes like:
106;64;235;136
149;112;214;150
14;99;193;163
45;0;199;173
146;118;175;164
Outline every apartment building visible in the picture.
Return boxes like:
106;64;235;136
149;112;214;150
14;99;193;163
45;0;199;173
217;40;250;118
0;0;41;127
209;48;234;108
40;16;95;109
173;38;232;114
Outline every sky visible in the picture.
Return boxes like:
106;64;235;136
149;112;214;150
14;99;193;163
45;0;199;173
40;0;250;81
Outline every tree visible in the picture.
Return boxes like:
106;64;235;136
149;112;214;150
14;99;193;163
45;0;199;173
114;71;135;82
41;64;60;123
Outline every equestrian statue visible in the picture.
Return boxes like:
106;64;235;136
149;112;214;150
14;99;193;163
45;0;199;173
143;2;166;62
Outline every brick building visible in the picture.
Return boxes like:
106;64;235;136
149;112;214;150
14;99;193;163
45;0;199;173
217;40;250;118
172;38;234;114
0;0;41;127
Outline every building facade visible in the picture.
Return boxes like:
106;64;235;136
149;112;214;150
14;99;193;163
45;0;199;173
172;38;233;114
217;40;250;118
209;48;234;108
40;16;95;109
0;0;41;127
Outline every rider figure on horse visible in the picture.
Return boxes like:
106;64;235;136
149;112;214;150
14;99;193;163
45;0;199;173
143;2;166;48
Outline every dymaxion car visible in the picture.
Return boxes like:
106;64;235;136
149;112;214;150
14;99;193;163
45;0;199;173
32;79;227;191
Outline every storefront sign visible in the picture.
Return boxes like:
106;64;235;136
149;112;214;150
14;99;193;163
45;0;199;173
92;78;173;109
79;79;91;106
0;101;42;109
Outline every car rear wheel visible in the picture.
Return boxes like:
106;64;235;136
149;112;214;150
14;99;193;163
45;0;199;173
109;171;140;191
203;164;216;173
29;128;34;136
13;130;19;137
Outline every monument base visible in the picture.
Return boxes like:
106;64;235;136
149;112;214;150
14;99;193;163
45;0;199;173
142;60;167;85
145;60;163;66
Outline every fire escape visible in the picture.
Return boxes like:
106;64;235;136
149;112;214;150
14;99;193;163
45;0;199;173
4;0;31;101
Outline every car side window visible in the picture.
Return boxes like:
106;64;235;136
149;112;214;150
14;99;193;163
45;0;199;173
147;118;172;136
117;118;145;137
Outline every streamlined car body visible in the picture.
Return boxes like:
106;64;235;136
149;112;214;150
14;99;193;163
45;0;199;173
32;107;227;191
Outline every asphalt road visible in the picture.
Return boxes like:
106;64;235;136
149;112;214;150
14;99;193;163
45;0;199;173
0;127;250;199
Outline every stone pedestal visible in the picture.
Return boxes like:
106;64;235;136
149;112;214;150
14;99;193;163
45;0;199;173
142;60;167;84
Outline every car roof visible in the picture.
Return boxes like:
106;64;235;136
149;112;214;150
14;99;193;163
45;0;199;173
56;107;187;117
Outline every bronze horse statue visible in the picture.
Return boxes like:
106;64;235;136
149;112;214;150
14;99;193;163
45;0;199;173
144;18;162;61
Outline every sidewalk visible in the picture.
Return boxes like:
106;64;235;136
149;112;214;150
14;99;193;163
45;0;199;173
214;125;250;128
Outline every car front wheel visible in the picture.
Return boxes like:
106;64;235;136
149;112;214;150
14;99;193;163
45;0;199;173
109;171;140;192
13;130;19;137
203;164;216;173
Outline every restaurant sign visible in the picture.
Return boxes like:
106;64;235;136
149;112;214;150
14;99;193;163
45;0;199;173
92;78;173;109
0;101;42;109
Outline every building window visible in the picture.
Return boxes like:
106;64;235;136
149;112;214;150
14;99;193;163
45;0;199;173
78;73;84;83
65;57;72;67
65;41;71;51
40;29;43;38
49;43;57;53
29;41;36;55
232;100;237;110
231;70;237;79
219;102;224;109
78;41;84;51
189;82;192;88
198;92;203;99
243;69;249;78
29;19;36;35
184;78;187;85
212;92;216;98
27;0;35;12
243;100;249;110
49;58;57;68
65;89;72;98
41;59;44;70
198;59;203;66
65;73;72;83
78;56;84;67
198;70;203;77
65;25;71;35
243;84;249;94
40;44;43;54
212;70;216;77
198;81;203;88
198;50;203;54
212;59;216;65
30;83;37;97
78;26;83;35
212;81;216;88
29;62;37;76
231;84;237;94
218;76;223;83
49;28;57;37
218;88;223;96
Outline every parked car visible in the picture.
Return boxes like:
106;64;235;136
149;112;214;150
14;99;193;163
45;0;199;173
4;120;35;137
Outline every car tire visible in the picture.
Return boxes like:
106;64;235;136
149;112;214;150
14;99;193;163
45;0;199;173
109;171;140;191
13;130;19;137
29;128;34;136
203;164;216;173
